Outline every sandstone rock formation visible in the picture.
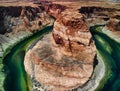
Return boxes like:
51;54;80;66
24;4;96;91
25;33;95;91
79;6;120;31
1;1;120;91
0;4;53;34
45;3;66;18
52;9;96;63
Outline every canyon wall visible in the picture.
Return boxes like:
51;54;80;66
0;5;52;34
79;6;120;31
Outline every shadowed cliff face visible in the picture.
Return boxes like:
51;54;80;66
0;6;22;34
0;5;46;34
79;6;120;31
79;6;120;19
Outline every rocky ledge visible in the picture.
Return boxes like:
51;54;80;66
24;3;96;91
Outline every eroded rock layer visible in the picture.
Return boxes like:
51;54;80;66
52;9;96;64
24;33;95;91
79;6;120;31
0;5;52;34
24;5;96;91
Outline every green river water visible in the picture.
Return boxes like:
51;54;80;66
91;26;120;91
3;26;53;91
3;25;120;91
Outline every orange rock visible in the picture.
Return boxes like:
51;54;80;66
24;33;96;91
24;3;96;91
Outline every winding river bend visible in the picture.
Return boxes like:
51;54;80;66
3;25;120;91
3;26;53;91
91;26;120;91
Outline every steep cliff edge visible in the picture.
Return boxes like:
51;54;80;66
52;9;96;61
79;6;120;31
0;5;52;34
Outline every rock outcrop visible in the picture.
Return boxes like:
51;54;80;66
79;6;120;31
0;5;53;34
24;4;96;91
0;1;119;91
52;9;96;63
24;33;95;91
45;3;66;18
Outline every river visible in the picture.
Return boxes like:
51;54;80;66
3;25;120;91
3;26;53;91
91;25;120;91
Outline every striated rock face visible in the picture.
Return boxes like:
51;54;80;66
0;5;53;34
52;9;96;63
24;33;96;91
79;6;120;31
0;2;54;91
24;5;96;91
45;3;66;18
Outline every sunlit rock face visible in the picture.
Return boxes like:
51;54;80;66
45;3;66;18
24;5;96;91
52;9;96;63
24;33;95;91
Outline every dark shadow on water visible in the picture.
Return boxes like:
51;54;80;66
93;55;98;69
